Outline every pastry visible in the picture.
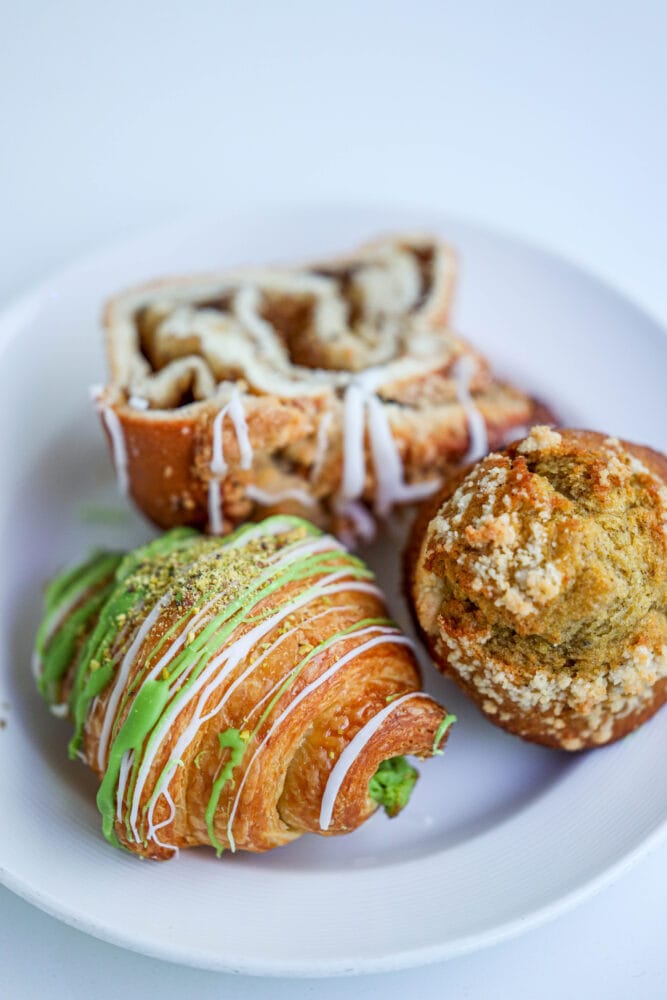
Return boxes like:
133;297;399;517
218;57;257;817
34;515;454;858
406;427;667;750
94;234;547;543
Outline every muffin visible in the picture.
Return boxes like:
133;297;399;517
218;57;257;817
407;427;667;750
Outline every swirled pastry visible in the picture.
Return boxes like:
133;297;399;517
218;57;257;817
34;516;453;858
407;428;667;750
94;234;547;542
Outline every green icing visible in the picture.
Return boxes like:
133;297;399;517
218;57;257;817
39;588;111;704
71;662;116;757
35;551;123;709
432;713;457;755
141;549;374;841
43;551;109;614
112;596;209;748
205;729;248;856
96;678;172;847
68;587;142;759
67;529;199;757
101;524;318;830
368;756;418;817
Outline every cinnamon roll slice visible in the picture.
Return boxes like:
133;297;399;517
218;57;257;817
96;234;546;541
34;516;453;858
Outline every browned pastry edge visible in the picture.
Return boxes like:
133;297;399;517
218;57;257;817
405;428;667;751
98;389;554;535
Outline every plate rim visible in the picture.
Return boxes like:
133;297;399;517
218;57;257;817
0;824;663;977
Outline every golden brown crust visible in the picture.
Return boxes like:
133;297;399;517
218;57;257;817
407;428;667;750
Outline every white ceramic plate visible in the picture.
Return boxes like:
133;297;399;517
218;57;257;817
1;206;666;977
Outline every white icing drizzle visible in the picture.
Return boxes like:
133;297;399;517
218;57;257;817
208;388;253;534
96;591;173;771
366;393;404;516
224;516;300;548
319;691;428;831
246;485;316;509
339;370;440;524
203;620;397;734
334;499;376;545
116;750;134;821
226;629;412;850
100;406;129;496
148;596;220;680
207;480;223;536
150;785;180;856
211;389;253;475
237;605;358;726
366;395;440;514
142;575;382;846
310;409;334;483
453;354;488;462
144;602;356;841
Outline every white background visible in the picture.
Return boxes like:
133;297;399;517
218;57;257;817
1;2;666;997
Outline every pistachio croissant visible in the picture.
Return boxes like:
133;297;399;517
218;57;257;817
34;516;453;859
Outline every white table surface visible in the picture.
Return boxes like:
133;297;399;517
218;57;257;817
1;2;666;996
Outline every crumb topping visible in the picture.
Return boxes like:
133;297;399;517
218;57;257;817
431;456;565;620
517;425;562;454
440;624;667;746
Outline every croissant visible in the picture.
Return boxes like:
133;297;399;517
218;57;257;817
407;427;667;750
94;233;548;544
34;516;453;858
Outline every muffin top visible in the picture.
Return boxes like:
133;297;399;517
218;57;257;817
418;427;667;677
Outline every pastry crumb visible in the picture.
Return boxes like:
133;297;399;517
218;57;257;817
517;425;562;454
